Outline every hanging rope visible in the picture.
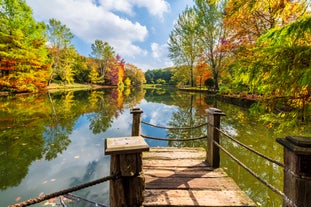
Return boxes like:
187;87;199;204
215;127;285;168
141;120;208;130
63;193;107;207
213;141;285;198
9;175;118;207
141;134;208;141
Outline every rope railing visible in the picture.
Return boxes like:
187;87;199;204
213;141;285;198
9;175;119;207
141;134;208;141
215;127;285;168
141;120;208;130
140;120;208;142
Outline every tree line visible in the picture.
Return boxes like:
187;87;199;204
168;0;311;107
0;0;145;93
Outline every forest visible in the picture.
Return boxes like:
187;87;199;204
1;0;311;110
0;0;145;93
167;0;311;108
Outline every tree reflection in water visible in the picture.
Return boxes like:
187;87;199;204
0;88;310;207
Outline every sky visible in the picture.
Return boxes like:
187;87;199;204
25;0;194;71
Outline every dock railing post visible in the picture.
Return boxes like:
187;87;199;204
131;108;143;136
276;136;311;207
207;108;225;168
105;136;149;207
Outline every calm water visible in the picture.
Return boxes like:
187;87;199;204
1;88;310;207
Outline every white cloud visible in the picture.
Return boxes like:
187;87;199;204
98;0;170;19
132;0;170;19
26;0;148;58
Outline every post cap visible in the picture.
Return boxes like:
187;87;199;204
276;136;311;155
207;108;226;116
105;136;149;155
130;108;143;114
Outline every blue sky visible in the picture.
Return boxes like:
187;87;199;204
26;0;193;71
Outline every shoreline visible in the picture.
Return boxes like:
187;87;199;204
0;83;116;97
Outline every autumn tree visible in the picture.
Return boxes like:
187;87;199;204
194;0;227;90
168;7;201;87
195;56;212;88
223;0;307;92
88;58;103;84
0;0;52;92
124;64;145;87
46;18;76;84
237;16;311;102
105;54;125;86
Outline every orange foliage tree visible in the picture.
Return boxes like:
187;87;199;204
195;57;212;88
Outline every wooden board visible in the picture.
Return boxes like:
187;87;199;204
143;189;255;207
143;147;256;207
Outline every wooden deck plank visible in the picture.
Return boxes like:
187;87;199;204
143;147;256;207
144;189;255;207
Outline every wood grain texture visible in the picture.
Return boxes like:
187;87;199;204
143;147;255;207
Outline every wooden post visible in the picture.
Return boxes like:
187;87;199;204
105;136;149;207
277;136;311;207
131;108;143;136
207;108;225;168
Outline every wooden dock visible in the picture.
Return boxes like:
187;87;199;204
143;147;255;207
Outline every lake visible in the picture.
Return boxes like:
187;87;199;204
1;88;310;207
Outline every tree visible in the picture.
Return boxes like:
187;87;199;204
194;0;227;90
195;55;212;88
105;54;125;86
235;16;311;103
90;40;115;79
87;58;103;84
124;64;145;86
0;0;52;92
46;19;75;84
224;0;310;95
46;18;74;49
168;7;201;87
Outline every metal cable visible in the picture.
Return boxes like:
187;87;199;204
214;141;285;198
9;175;118;207
141;134;208;141
216;127;285;168
141;121;208;130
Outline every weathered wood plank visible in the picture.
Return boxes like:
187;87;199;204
143;159;208;167
144;168;227;178
143;189;255;207
145;176;241;190
144;147;206;160
143;147;256;207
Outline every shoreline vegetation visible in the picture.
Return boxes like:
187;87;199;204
0;83;116;96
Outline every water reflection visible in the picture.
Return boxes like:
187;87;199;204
0;88;310;207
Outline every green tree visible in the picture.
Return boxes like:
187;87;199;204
46;18;73;49
0;0;52;92
46;18;75;84
194;0;227;90
90;40;115;79
168;7;201;87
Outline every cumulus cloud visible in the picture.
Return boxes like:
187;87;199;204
150;42;173;68
99;0;170;19
26;0;149;57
